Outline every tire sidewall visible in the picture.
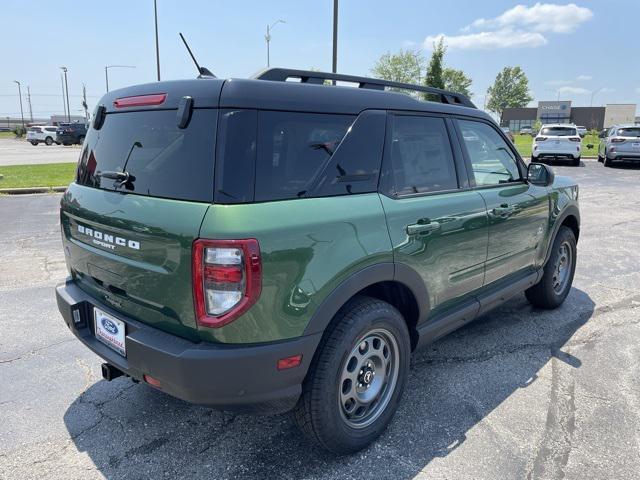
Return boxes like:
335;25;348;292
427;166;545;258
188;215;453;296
309;299;410;452
544;226;577;304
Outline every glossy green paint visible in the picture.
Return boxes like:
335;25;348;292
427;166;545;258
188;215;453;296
60;183;210;342
198;194;392;343
476;182;550;285
380;190;488;316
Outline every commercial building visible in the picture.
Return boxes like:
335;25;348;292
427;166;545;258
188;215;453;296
502;101;638;132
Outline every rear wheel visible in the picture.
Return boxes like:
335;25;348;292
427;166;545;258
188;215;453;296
572;156;581;166
603;155;612;167
526;226;576;309
45;136;53;146
30;141;38;146
294;296;410;454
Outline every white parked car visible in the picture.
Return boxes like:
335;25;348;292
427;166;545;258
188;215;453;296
531;124;582;166
576;125;587;137
26;126;60;146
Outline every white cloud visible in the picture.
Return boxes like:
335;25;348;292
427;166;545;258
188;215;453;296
576;75;592;81
424;30;547;50
545;79;573;86
470;3;593;34
557;86;590;94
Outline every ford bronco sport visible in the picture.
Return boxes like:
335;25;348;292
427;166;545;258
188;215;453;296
56;68;580;454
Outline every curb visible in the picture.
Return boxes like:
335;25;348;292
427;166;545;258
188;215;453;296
0;186;67;195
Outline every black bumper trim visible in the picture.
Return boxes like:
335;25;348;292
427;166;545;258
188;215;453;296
56;279;321;413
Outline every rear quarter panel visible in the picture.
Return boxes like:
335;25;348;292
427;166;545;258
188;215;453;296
198;194;392;343
542;175;580;262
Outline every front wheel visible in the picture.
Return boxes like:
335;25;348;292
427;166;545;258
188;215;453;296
294;296;410;454
45;136;53;146
526;226;576;309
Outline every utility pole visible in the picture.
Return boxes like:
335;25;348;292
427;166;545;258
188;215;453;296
13;81;25;130
154;0;161;81
60;67;70;122
26;85;33;122
265;20;285;68
332;0;338;74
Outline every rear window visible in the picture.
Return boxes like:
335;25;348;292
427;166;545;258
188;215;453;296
76;109;216;202
28;127;41;132
618;128;640;137
540;127;577;137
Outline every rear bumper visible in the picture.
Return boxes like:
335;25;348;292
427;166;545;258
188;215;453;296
56;279;321;413
533;150;580;160
607;152;640;161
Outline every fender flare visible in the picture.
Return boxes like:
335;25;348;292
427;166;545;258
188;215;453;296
303;262;430;336
544;204;580;264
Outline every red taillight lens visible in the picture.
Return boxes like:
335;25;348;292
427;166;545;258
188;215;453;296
611;137;625;143
143;374;161;388
569;137;581;142
535;136;547;142
277;354;303;370
113;93;166;108
192;239;261;328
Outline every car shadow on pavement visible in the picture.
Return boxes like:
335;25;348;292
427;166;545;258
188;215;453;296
64;288;594;479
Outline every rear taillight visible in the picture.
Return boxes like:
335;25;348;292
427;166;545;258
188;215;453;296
535;136;547;142
113;93;166;108
192;239;261;328
611;137;625;143
569;137;581;142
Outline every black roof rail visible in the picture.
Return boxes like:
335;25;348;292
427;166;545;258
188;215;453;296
253;68;476;109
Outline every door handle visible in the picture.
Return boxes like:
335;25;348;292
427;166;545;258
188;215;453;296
491;205;516;217
406;221;440;235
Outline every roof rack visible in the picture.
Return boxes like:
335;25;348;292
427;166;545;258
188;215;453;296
253;68;476;109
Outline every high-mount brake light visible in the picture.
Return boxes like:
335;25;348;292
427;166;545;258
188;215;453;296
113;93;167;108
192;239;261;328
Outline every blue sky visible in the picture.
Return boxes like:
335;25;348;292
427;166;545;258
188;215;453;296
1;0;639;119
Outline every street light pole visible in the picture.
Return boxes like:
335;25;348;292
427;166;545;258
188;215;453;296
60;73;67;120
265;19;285;68
26;85;33;122
332;0;338;74
590;88;603;107
60;67;70;122
105;65;136;92
154;0;161;81
13;81;25;129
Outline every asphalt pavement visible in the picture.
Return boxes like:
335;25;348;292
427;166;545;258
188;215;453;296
1;159;639;479
0;138;80;166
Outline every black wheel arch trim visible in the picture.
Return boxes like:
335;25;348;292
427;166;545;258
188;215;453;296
545;204;580;265
303;262;430;336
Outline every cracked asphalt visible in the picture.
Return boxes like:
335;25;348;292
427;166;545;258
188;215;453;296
1;159;639;480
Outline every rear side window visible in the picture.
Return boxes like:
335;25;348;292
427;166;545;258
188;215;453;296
255;112;354;201
76;109;216;202
386;115;458;195
618;127;640;137
540;127;577;136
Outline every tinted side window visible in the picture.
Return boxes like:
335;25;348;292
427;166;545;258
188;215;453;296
255;112;354;201
387;115;458;195
457;120;521;187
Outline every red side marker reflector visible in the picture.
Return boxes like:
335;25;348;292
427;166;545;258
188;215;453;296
277;354;303;370
114;93;166;108
143;374;162;388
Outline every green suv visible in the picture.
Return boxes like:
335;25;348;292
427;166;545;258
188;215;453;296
56;69;580;454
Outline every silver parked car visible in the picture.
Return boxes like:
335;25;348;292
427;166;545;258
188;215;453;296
598;125;640;167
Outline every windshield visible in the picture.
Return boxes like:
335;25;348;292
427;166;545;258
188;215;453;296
618;128;640;137
540;127;577;137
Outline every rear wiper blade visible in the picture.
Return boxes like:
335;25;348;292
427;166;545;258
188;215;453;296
97;170;133;189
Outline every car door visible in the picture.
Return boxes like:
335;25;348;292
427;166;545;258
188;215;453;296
379;113;489;315
455;118;549;285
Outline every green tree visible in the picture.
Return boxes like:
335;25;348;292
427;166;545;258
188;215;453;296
371;49;424;87
486;66;533;119
442;67;472;97
424;38;446;90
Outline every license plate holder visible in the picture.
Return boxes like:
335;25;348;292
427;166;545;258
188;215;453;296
94;307;126;356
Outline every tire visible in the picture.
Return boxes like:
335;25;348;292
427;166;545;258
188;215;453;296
572;156;580;167
603;155;612;167
45;136;53;146
294;296;410;454
77;135;85;145
30;141;38;146
526;226;577;309
597;154;604;163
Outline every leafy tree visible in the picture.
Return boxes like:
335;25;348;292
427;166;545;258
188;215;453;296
371;49;424;87
486;66;533;119
442;68;472;97
424;38;446;90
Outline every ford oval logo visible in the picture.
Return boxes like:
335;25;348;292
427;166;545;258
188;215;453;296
101;318;119;335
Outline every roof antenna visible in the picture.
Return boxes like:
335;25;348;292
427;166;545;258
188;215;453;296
179;33;216;78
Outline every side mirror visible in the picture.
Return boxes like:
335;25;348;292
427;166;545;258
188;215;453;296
527;162;554;187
